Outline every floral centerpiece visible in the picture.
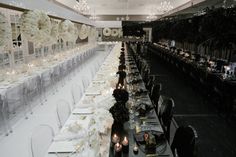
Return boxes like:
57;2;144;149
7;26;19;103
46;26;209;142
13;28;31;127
109;102;129;125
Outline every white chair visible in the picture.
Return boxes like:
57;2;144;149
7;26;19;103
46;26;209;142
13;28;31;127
82;77;90;90
71;84;83;108
56;99;71;128
5;85;28;119
40;71;52;101
0;95;13;136
30;124;54;157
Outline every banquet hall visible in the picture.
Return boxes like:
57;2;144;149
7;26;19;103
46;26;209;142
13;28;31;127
0;0;236;157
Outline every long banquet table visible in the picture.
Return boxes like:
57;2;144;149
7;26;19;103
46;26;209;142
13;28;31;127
148;43;236;115
107;45;173;157
46;43;120;157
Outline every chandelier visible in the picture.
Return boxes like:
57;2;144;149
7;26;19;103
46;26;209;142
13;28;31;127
146;14;158;21
146;8;157;21
157;0;174;13
73;0;90;15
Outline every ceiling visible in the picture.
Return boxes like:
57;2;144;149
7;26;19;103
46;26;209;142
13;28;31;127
55;0;191;15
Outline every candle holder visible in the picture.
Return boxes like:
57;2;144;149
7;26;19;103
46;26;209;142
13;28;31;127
122;136;129;154
112;134;120;144
133;144;139;155
114;143;122;157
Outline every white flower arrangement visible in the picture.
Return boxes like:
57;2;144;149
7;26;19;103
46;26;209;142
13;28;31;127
111;29;119;37
59;19;77;42
78;24;89;40
20;10;52;45
0;12;11;49
49;21;59;44
103;27;111;36
118;29;123;38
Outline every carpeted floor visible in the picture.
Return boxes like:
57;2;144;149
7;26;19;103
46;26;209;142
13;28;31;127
147;51;236;157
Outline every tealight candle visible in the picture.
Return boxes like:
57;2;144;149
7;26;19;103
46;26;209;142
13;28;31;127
112;134;120;144
114;143;122;157
122;136;129;154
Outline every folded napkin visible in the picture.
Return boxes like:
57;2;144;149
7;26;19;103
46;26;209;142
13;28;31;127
53;130;86;141
73;107;94;114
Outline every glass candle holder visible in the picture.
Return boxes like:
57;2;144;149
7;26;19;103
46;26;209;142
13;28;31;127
122;136;129;154
112;134;120;144
114;143;122;157
133;143;139;154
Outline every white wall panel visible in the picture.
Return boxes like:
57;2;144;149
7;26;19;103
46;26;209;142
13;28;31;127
95;21;122;28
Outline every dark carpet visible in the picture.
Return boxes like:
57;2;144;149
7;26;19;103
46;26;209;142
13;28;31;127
147;51;236;157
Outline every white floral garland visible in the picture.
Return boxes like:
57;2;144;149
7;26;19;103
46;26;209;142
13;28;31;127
111;29;119;37
103;28;111;36
20;10;51;45
0;12;11;49
78;24;88;40
59;19;77;42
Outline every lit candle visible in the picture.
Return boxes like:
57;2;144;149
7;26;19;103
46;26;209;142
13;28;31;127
122;136;129;154
114;143;122;157
112;134;120;144
122;136;128;146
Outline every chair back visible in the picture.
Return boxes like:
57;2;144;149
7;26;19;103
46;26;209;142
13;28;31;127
150;83;162;103
31;124;54;157
159;97;174;141
171;125;197;157
71;83;83;107
56;99;71;128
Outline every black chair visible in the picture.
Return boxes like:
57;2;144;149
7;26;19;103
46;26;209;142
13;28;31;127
158;98;174;142
146;75;156;92
150;83;162;103
171;125;198;157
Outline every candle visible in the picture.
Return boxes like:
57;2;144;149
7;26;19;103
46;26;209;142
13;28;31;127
122;136;129;154
114;143;122;157
133;144;139;154
112;134;120;144
122;136;129;146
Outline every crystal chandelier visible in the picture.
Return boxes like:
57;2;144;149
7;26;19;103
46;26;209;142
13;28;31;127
74;0;90;15
157;0;174;13
146;14;157;21
146;8;157;21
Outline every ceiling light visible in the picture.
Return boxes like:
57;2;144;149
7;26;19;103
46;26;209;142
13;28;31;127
73;0;90;15
157;0;174;13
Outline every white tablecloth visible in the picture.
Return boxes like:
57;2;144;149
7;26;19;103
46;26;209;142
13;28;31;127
46;43;122;157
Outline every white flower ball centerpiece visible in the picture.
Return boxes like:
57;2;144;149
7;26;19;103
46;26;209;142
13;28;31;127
20;10;52;46
111;29;119;37
103;28;111;37
59;19;77;43
79;24;89;40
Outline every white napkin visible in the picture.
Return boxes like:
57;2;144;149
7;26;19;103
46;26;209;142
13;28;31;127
53;130;86;141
